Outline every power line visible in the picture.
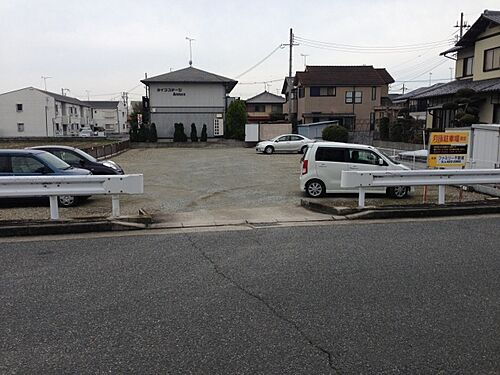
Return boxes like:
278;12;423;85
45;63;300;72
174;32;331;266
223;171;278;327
296;40;453;54
235;44;285;79
295;35;455;49
238;78;283;85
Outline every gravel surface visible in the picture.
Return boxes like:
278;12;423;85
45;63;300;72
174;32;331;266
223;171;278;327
0;147;491;221
1;217;499;373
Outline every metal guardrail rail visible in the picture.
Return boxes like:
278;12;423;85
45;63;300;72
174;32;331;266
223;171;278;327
0;174;143;220
341;169;500;208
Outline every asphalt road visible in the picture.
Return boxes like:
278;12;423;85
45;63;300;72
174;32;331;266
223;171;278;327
1;217;499;373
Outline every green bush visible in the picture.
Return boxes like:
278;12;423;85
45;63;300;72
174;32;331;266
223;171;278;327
129;123;139;142
225;100;247;140
322;125;349;142
190;123;198;142
379;117;390;140
149;123;158;142
137;125;149;142
200;124;207;142
389;122;403;142
173;123;188;142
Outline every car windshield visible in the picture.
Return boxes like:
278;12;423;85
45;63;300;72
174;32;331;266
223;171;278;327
37;152;72;170
379;149;400;164
74;149;97;162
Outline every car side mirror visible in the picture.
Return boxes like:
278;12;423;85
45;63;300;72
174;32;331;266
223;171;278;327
378;158;384;166
275;140;279;143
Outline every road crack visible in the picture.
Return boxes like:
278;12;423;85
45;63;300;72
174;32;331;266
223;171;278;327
184;233;339;373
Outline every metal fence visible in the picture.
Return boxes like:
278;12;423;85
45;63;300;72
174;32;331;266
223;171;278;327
81;140;130;160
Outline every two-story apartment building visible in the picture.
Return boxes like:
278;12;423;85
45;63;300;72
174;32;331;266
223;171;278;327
0;87;92;137
414;10;500;129
84;100;128;134
245;91;285;122
141;66;237;138
282;65;394;132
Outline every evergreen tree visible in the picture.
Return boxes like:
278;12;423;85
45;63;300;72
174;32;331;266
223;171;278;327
200;124;208;142
190;123;198;142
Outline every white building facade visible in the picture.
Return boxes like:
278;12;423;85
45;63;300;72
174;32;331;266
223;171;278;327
84;101;128;134
0;87;92;137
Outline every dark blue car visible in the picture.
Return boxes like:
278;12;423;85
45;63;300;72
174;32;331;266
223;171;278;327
0;149;91;207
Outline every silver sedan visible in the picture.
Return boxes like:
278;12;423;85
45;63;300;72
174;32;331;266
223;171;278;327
256;134;314;154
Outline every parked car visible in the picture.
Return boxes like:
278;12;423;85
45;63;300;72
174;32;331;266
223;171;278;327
0;149;91;207
256;134;314;154
79;128;95;137
300;142;411;198
29;145;124;175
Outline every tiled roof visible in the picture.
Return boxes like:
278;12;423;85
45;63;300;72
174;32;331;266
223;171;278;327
83;101;119;109
294;65;394;86
246;91;285;104
456;10;500;47
141;66;237;92
412;78;500;99
392;83;446;101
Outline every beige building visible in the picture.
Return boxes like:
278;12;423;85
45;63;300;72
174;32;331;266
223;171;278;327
416;10;500;129
245;91;285;123
282;65;394;132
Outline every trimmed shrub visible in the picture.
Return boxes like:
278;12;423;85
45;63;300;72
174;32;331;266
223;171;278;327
225;100;247;140
148;123;158;142
379;117;390;140
190;123;198;142
173;123;188;142
129;123;139;142
322;125;349;142
389;122;403;142
137;125;149;142
200;124;208;142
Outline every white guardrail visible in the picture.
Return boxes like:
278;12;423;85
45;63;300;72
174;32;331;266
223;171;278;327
0;174;143;220
341;169;500;208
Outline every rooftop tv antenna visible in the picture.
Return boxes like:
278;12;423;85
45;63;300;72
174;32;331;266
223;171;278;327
41;76;52;90
186;36;195;66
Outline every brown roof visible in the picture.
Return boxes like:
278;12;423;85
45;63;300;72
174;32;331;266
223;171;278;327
294;65;394;86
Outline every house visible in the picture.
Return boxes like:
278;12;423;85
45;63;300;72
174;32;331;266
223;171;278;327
281;65;395;133
245;91;285;122
84;101;128;134
415;10;500;129
0;87;92;137
141;66;237;138
386;84;445;122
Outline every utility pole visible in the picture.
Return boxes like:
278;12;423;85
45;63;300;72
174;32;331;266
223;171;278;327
455;12;470;39
41;76;51;91
288;28;294;77
186;36;195;66
429;72;432;86
449;67;453;80
283;28;299;129
85;90;90;101
401;83;406;95
122;91;129;130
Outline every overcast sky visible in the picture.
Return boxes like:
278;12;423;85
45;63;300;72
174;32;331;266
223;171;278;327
0;0;498;102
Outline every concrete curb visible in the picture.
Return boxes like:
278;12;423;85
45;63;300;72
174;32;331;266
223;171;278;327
301;198;500;220
0;215;151;238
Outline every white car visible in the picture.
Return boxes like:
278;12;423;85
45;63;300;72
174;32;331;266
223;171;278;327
256;134;314;154
300;141;411;198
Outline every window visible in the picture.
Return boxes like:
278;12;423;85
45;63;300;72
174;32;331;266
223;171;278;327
463;57;473;76
315;147;346;162
276;136;290;142
16;103;23;111
291;89;297;99
484;47;500;71
17;123;24;132
289;135;303;141
0;156;12;173
53;150;84;164
298;87;305;98
56;123;60;131
310;86;336;97
11;156;47;174
371;87;377;101
345;91;362;104
253;104;266;112
347;149;381;165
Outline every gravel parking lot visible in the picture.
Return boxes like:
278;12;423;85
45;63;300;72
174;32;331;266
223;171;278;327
0;147;491;221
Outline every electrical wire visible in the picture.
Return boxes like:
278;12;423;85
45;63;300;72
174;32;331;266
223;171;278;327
235;44;285;79
296;40;453;54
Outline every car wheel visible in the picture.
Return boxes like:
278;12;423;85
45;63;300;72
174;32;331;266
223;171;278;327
300;145;308;154
387;186;409;199
305;180;325;198
264;146;274;154
58;195;77;207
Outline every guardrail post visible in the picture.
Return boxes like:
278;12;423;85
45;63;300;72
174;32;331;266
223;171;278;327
358;187;366;208
111;195;120;217
49;196;59;220
438;185;446;205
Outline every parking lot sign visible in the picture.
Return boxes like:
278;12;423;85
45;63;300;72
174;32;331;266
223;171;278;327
428;131;470;168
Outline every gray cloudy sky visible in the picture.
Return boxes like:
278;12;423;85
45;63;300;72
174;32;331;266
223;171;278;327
0;0;498;101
